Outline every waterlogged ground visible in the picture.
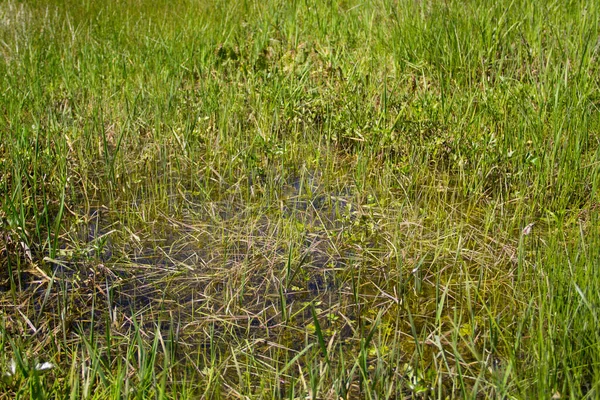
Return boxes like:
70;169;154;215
1;0;600;398
3;168;538;397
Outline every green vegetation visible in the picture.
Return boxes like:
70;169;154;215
1;0;599;397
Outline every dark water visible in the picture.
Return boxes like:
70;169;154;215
11;171;404;363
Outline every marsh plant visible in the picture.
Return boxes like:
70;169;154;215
1;0;600;398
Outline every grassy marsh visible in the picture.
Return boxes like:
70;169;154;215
1;0;600;398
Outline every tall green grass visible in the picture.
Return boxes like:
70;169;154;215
1;0;599;398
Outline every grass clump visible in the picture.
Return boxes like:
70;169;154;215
1;0;599;398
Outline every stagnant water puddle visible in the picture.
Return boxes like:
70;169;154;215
14;173;362;335
1;170;508;394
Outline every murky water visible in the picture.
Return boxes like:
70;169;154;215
1;168;502;396
26;172;358;333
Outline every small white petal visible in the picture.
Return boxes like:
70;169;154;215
35;362;55;371
522;223;534;236
4;359;16;376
